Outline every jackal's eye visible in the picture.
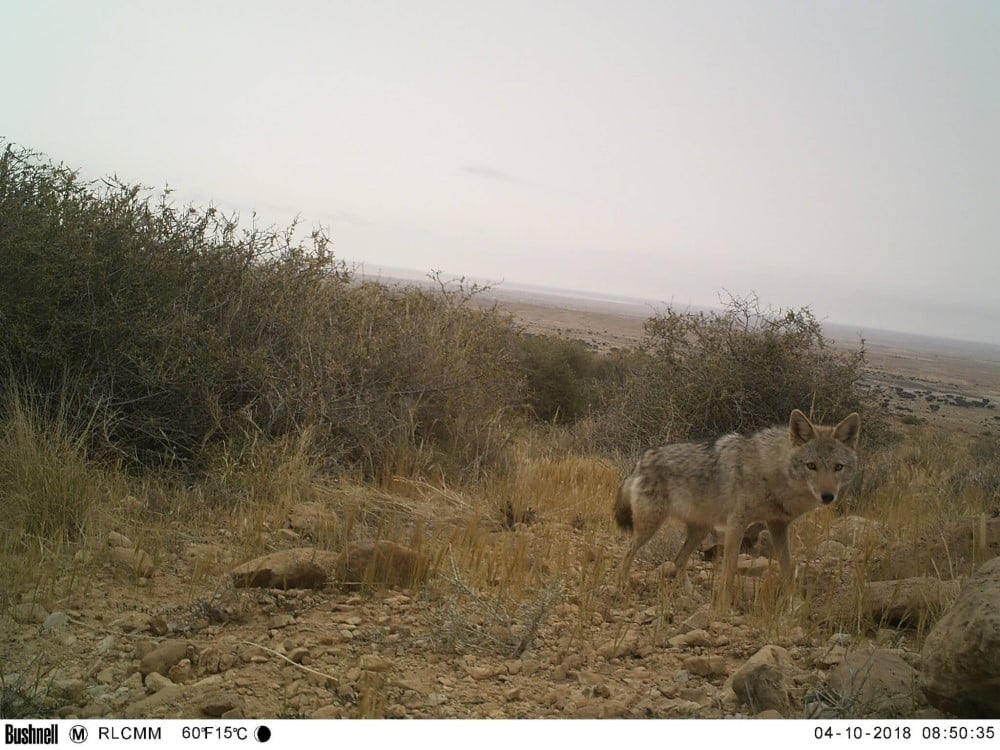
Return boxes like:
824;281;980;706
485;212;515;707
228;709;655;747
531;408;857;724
806;461;817;471
834;463;845;472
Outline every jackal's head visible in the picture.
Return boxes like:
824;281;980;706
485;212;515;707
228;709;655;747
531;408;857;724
787;409;861;506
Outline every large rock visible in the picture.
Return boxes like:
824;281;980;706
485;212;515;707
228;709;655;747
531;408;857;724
140;640;195;678
732;663;789;714
12;602;49;624
199;690;242;718
109;546;155;577
821;647;920;717
230;548;339;589
727;645;802;715
879;517;1000;580
808;576;962;627
864;577;962;626
335;541;429;590
921;557;1000;718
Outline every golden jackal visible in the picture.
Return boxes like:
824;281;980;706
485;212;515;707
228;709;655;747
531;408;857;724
614;409;861;600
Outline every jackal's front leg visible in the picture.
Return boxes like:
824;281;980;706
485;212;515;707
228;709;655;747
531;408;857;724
716;520;745;609
766;520;792;584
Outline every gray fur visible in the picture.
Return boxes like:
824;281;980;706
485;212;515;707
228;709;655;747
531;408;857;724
615;410;861;605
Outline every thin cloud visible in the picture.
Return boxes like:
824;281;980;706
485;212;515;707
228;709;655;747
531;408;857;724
461;165;519;183
325;210;368;227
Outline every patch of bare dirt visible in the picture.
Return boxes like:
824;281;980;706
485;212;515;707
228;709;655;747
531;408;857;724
3;506;971;720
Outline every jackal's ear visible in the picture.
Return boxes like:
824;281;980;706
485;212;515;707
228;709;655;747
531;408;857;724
789;409;815;446
833;412;861;450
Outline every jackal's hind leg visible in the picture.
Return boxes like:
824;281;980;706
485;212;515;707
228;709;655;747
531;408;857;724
617;502;667;582
672;523;711;572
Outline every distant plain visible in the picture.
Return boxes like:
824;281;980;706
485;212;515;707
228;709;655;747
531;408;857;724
460;280;1000;434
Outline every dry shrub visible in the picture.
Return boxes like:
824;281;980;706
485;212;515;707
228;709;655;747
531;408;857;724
1;141;347;466
584;294;872;454
0;384;103;545
0;142;524;483
318;278;525;479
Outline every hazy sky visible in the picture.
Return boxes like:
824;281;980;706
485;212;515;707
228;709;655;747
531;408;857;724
4;1;999;344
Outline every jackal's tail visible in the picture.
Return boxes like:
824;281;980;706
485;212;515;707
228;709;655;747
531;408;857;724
613;480;633;531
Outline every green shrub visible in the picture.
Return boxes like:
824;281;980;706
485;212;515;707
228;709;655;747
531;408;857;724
519;334;600;423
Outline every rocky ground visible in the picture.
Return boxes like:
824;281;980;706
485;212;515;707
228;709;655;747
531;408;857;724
4;505;999;720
